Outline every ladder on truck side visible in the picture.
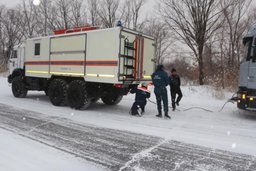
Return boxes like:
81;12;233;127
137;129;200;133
119;38;137;82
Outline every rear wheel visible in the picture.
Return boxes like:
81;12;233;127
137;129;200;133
48;79;68;106
101;93;123;105
67;80;91;110
12;77;27;98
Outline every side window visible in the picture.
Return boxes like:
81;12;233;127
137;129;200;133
12;50;17;59
253;38;256;62
244;38;253;61
34;43;40;56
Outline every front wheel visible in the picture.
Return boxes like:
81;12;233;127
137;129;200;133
101;93;123;105
67;80;91;110
12;77;27;98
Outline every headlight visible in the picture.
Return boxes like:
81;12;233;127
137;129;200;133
242;94;246;100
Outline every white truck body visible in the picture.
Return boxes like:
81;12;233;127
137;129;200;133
8;27;156;110
19;27;155;84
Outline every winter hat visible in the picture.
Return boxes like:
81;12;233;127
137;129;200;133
171;68;176;73
156;65;164;71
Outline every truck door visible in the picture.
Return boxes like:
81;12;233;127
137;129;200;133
9;49;18;74
119;30;155;82
50;34;86;77
140;37;155;81
18;47;25;69
247;37;256;89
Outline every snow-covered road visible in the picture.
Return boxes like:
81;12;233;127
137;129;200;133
0;103;255;171
1;76;256;170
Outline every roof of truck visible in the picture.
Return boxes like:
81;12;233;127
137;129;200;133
28;27;155;41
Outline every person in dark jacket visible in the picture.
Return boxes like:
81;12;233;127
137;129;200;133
151;65;171;119
130;83;151;116
170;68;183;111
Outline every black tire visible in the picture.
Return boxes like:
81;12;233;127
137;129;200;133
67;80;91;110
12;77;27;98
48;79;68;106
101;93;123;105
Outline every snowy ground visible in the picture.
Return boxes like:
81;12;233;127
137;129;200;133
0;128;103;171
1;76;256;170
1;103;256;171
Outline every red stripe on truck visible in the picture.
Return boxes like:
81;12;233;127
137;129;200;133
25;60;118;66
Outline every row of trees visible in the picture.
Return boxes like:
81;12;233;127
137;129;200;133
0;0;161;67
0;0;255;88
160;0;254;87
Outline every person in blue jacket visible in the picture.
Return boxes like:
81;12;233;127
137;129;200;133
130;83;151;116
151;65;171;119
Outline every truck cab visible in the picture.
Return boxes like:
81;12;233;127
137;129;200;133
8;44;25;83
238;25;256;111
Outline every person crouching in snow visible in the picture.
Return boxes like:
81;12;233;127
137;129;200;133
130;83;151;116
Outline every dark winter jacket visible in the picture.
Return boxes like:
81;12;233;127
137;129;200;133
151;70;170;88
130;87;151;103
170;74;181;90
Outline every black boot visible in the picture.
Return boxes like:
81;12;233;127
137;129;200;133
165;112;171;119
172;101;176;111
156;112;162;118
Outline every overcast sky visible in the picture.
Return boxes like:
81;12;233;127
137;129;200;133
0;0;157;8
0;0;20;7
0;0;254;19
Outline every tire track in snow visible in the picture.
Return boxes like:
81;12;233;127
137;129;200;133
0;103;256;171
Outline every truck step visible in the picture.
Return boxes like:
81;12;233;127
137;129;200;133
124;65;135;69
120;54;135;60
119;74;135;79
124;45;135;50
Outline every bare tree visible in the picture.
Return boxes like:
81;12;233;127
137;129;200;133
143;18;174;65
70;0;86;27
120;0;146;30
19;0;39;38
0;5;6;65
37;0;53;35
87;0;100;26
119;0;132;28
131;0;146;30
98;0;120;28
221;0;252;66
55;0;72;29
159;0;226;85
0;8;23;64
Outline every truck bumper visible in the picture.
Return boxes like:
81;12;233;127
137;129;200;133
237;90;256;111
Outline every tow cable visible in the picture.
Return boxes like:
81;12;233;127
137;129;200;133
147;93;238;113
